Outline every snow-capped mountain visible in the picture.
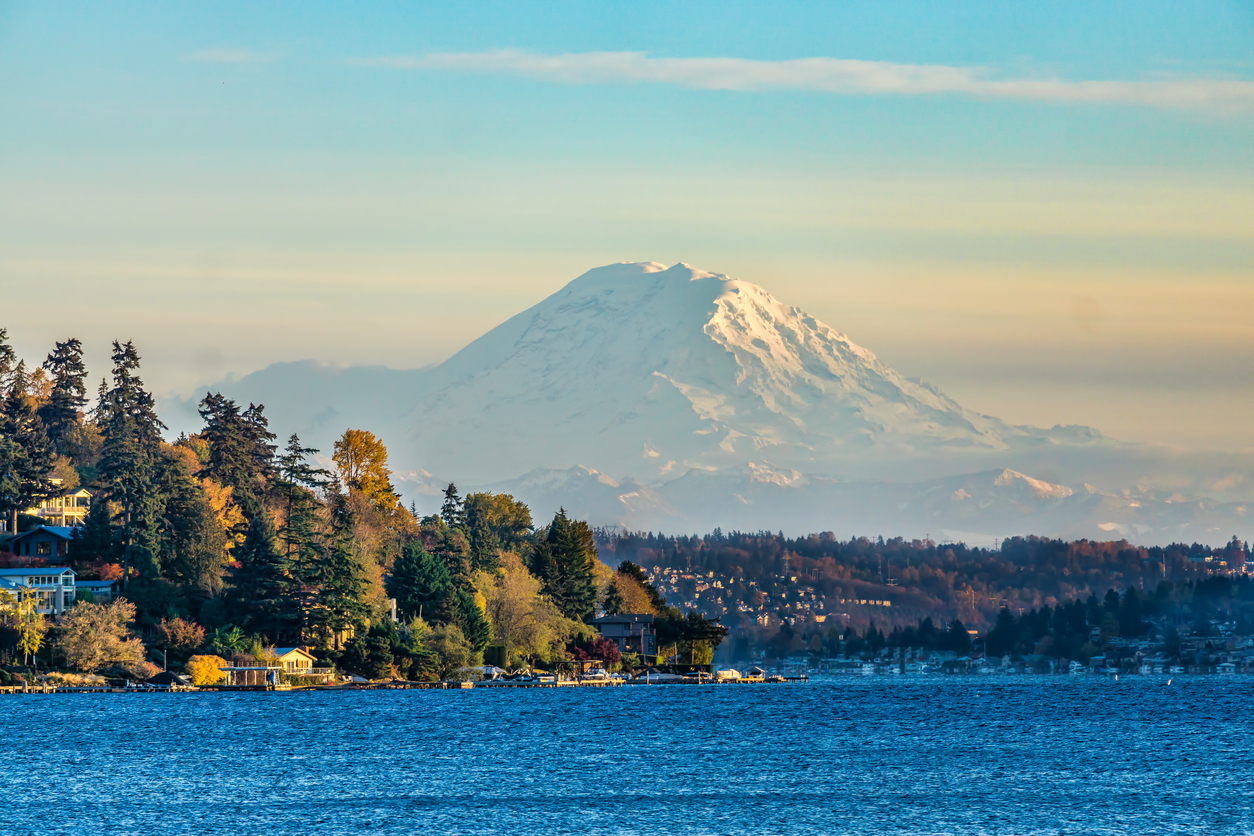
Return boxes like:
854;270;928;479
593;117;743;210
177;261;1254;545
400;261;1091;483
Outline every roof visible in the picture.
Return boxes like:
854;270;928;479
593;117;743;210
592;613;655;625
0;566;75;577
9;526;76;543
76;580;117;589
269;646;318;661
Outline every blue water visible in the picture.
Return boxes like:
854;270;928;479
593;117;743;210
2;677;1251;835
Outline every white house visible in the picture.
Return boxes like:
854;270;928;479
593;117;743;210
0;566;77;615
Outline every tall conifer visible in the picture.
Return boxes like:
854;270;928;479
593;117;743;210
96;341;166;586
39;338;87;457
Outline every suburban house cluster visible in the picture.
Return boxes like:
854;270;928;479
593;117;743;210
0;482;116;616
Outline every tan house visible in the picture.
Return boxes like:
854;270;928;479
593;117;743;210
270;646;320;673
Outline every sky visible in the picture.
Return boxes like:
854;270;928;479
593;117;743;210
2;1;1252;450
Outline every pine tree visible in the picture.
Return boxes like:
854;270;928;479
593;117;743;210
452;587;490;653
229;513;302;643
197;393;276;519
441;483;464;530
96;341;166;587
432;525;472;585
274;434;330;580
0;329;16;392
602;581;625;616
39;338;87;457
387;540;453;623
310;496;370;650
0;363;55;533
69;500;116;563
530;509;598;623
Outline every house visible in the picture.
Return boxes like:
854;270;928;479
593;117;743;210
269;646;319;673
591;613;656;656
24;480;92;527
0;566;76;615
7;526;76;560
76;579;119;603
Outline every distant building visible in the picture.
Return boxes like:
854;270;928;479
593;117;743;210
0;566;76;615
592;613;656;656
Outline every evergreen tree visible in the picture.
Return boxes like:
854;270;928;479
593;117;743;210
310;496;371;650
197;393;276;519
154;449;231;595
39;338;87;457
229;513;301;643
70;500;116;563
0;362;55;533
0;329;17;393
452;587;491;653
96;341;166;586
441;483;464;530
985;607;1018;657
273;435;330;588
432;524;472;585
602;581;626;616
387;540;453;623
530;509;598;623
463;491;533;572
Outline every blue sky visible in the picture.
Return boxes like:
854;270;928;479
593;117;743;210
2;1;1252;447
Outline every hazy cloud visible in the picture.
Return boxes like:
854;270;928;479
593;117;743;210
190;48;275;64
366;50;1254;111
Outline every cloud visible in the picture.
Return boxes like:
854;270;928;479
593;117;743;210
189;48;275;65
364;50;1254;111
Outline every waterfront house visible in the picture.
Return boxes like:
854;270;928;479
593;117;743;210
592;613;657;656
270;646;319;673
0;566;76;615
7;526;76;560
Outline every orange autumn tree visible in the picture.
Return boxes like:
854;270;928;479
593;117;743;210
332;429;400;512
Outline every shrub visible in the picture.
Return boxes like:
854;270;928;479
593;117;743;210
186;654;228;686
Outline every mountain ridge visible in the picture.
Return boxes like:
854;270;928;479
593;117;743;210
170;260;1254;544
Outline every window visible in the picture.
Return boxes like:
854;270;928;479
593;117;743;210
36;542;51;556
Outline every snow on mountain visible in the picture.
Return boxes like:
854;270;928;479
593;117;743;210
181;260;1254;544
402;261;1062;484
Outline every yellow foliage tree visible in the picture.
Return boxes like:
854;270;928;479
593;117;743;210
186;654;228;686
200;479;246;548
612;572;659;615
333;429;399;511
472;553;587;666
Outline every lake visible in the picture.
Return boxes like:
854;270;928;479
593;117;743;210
2;677;1250;835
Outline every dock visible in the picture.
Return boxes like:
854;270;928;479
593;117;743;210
1;675;807;694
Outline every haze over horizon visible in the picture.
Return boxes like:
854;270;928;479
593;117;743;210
3;2;1253;451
